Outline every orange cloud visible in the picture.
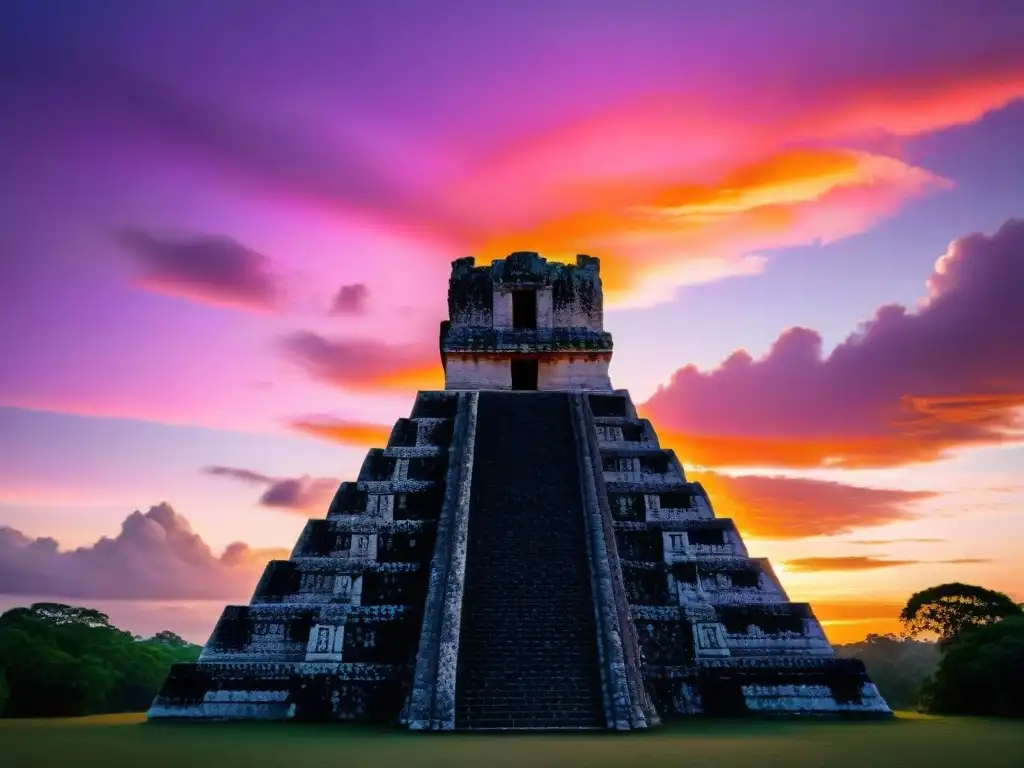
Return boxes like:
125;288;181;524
654;401;1024;468
469;149;947;306
812;600;906;623
783;555;988;573
433;58;1024;306
807;600;908;644
690;470;933;539
289;417;393;447
785;556;919;572
280;332;443;392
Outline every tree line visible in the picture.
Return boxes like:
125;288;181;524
0;603;200;718
1;581;1021;718
835;582;1023;716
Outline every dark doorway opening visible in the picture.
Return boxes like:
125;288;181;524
510;358;539;391
511;290;537;329
698;673;749;717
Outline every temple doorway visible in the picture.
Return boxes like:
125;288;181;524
511;289;537;329
510;358;538;390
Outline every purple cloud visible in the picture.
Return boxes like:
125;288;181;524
203;465;338;512
116;230;279;311
0;25;469;244
331;283;369;315
203;466;272;485
643;218;1024;468
0;504;286;600
257;477;337;510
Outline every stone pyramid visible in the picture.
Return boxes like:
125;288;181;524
148;252;891;729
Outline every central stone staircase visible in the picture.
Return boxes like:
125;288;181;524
454;392;605;730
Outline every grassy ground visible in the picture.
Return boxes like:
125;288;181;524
2;712;1021;768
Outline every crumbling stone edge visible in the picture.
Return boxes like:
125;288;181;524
581;393;662;728
571;394;654;730
407;391;479;730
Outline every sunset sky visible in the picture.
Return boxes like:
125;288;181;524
1;0;1023;644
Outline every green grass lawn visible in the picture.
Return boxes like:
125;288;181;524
2;713;1021;768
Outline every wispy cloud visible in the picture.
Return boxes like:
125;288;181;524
849;538;945;545
7;10;1023;308
280;331;443;392
116;230;279;311
203;466;337;512
287;416;392;447
784;555;992;572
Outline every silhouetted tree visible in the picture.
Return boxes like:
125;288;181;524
150;630;189;646
921;615;1024;716
8;603;118;629
0;667;8;714
899;583;1022;644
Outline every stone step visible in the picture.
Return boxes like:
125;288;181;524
454;392;605;731
460;721;603;730
457;680;597;690
458;697;600;708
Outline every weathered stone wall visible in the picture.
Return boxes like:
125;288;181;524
444;353;613;391
572;394;660;729
585;390;892;718
441;252;612;391
537;355;612;391
147;392;464;723
407;392;478;730
444;355;511;390
446;252;604;333
551;256;603;331
448;257;493;327
537;286;554;328
491;289;513;329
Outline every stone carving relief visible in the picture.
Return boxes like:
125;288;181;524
304;623;344;662
662;532;690;565
251;622;284;638
341;533;377;560
334;575;353;599
693;622;730;657
315;626;332;653
299;573;332;593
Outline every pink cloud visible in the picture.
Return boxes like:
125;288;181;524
8;10;1024;311
65;39;1024;309
643;218;1024;468
0;504;285;600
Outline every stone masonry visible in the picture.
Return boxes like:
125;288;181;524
148;252;890;728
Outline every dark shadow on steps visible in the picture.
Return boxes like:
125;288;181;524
454;392;605;730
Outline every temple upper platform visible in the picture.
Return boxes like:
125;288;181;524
440;252;614;391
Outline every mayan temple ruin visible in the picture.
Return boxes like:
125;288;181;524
148;252;891;729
